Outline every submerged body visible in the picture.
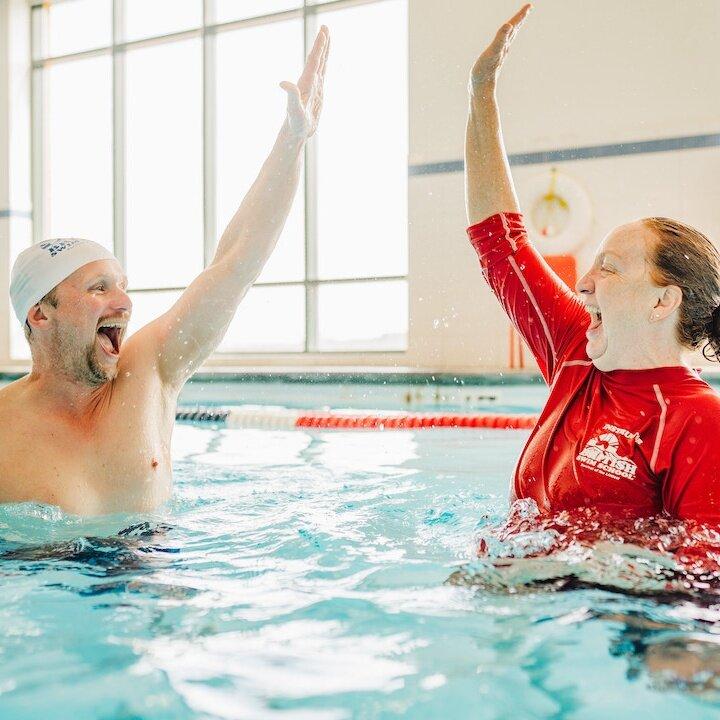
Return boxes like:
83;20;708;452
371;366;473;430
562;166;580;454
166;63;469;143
468;213;720;523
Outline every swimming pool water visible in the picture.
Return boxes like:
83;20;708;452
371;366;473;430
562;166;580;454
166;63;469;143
2;419;720;718
177;377;551;415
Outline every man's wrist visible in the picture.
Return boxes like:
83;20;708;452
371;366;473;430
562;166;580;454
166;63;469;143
279;120;308;151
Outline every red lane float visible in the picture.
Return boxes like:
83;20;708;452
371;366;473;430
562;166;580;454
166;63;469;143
294;412;537;430
175;407;538;431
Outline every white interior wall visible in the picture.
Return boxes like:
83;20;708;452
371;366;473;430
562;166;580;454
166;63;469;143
408;0;720;372
411;147;720;370
0;0;718;372
411;0;720;160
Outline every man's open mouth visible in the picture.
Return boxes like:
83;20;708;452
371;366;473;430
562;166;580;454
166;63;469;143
96;323;124;355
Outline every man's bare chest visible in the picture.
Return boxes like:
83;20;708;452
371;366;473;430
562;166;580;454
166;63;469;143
0;384;176;514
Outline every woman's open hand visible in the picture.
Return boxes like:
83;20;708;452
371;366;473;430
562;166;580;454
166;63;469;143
470;4;531;92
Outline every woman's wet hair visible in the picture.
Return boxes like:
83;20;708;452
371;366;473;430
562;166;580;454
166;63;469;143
644;217;720;362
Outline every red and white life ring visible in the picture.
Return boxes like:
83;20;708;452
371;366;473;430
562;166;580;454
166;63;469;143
518;169;593;257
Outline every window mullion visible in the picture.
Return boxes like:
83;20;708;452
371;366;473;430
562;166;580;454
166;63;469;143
303;2;319;353
112;0;127;269
202;0;217;268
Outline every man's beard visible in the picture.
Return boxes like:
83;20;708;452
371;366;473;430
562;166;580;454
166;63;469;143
82;341;113;386
53;326;115;387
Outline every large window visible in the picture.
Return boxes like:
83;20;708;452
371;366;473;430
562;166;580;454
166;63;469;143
28;0;408;359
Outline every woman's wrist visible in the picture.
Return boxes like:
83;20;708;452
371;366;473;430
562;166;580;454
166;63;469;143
469;84;499;117
468;77;497;103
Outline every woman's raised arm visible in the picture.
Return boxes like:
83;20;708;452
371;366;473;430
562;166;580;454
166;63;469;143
465;4;531;226
463;5;589;384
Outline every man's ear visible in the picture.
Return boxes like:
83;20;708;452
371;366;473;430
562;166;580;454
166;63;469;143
27;303;50;332
654;285;683;320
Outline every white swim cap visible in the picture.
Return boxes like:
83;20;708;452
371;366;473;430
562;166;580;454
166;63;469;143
10;239;118;326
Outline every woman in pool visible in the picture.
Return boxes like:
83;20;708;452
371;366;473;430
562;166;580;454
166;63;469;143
465;5;720;525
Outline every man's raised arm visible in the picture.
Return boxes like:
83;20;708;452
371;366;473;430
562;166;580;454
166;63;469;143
132;27;330;390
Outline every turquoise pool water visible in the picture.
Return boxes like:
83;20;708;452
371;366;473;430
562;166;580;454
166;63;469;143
1;381;720;718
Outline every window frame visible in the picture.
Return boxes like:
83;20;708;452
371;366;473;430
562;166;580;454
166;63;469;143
28;0;408;358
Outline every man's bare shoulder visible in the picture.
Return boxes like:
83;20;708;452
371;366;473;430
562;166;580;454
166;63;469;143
0;376;65;427
0;378;42;449
0;376;30;410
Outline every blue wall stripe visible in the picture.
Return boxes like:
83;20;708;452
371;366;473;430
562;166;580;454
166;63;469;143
409;133;720;177
4;133;718;212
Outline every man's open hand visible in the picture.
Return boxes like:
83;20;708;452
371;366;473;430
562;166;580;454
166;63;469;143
280;25;330;140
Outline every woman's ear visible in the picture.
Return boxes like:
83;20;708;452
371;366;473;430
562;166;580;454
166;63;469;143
653;285;683;320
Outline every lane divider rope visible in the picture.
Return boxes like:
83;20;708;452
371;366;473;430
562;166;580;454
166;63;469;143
175;407;538;431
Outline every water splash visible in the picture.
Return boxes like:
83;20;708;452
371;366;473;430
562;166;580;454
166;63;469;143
453;499;720;598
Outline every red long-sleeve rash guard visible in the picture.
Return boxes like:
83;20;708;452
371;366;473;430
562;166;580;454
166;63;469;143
467;212;720;523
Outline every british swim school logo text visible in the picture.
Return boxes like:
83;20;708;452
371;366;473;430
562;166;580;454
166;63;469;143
40;239;82;258
576;423;639;481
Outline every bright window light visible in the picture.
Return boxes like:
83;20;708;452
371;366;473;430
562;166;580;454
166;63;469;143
35;0;112;60
218;285;306;353
215;19;304;283
8;220;33;361
127;290;182;340
314;0;408;281
317;280;408;351
213;0;300;24
125;38;204;290
45;57;113;249
123;0;202;42
28;0;408;360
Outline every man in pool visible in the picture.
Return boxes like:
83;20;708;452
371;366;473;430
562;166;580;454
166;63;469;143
0;28;329;516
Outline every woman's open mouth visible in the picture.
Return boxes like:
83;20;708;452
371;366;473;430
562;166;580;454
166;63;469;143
586;308;602;336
